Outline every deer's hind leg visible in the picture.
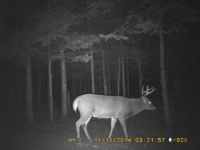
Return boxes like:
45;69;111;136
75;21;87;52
76;111;93;143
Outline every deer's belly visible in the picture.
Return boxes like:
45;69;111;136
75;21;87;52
92;111;117;118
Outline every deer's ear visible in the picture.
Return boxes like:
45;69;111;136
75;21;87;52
141;96;146;103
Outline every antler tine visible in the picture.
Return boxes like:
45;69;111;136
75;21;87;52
142;86;156;96
142;85;144;95
145;87;156;96
142;85;148;95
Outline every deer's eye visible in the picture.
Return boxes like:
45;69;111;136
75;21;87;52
149;101;151;104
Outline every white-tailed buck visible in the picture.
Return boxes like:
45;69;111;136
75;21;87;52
73;86;156;143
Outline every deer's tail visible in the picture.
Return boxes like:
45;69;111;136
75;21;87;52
73;96;80;112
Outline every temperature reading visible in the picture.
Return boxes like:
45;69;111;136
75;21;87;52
176;137;187;143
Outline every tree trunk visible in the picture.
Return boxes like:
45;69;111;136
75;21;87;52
133;38;143;95
37;64;42;108
26;54;34;124
84;73;87;93
126;60;130;97
99;74;102;93
17;65;21;118
122;52;126;96
79;78;82;95
108;69;111;95
107;55;111;95
159;30;170;129
48;45;54;123
72;79;76;99
101;45;108;95
90;45;95;93
67;93;70;113
60;49;68;120
117;53;121;95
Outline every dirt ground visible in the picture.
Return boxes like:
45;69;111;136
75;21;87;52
1;111;198;150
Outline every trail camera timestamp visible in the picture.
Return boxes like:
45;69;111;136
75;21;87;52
135;137;166;143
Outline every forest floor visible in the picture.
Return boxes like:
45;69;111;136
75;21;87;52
1;111;199;150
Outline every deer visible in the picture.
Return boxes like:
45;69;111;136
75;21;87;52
73;86;156;143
